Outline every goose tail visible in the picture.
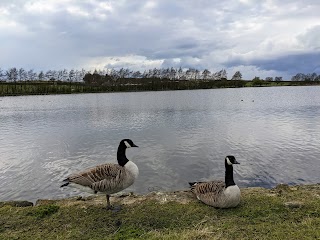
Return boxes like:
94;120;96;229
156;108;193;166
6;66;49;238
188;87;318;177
189;181;202;194
188;182;198;187
60;179;70;188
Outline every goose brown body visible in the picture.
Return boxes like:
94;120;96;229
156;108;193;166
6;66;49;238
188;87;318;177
189;155;241;208
190;181;240;208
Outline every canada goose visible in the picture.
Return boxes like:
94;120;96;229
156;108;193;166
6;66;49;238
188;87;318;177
60;139;139;210
189;155;240;208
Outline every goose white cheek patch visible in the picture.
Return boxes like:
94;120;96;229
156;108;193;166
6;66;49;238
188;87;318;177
124;141;131;148
226;157;232;165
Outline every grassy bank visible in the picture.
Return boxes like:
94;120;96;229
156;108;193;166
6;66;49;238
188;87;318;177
1;80;320;96
0;184;319;239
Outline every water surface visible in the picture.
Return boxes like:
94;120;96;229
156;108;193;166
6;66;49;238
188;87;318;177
0;86;319;202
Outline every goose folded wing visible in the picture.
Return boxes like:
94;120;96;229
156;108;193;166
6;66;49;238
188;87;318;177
193;181;225;194
66;164;123;186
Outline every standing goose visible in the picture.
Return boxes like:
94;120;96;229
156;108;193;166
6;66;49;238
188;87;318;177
189;155;240;208
61;139;139;209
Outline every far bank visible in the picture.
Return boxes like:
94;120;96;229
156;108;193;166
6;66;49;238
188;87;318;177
1;79;320;96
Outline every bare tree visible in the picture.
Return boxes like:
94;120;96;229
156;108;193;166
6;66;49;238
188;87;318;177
110;69;119;81
186;68;198;80
18;68;27;81
0;68;4;81
78;68;87;82
291;73;305;81
52;70;58;80
213;69;227;80
45;70;54;81
177;67;184;80
38;71;45;81
132;71;142;78
118;68;130;78
69;69;75;82
56;70;63;81
168;67;175;80
231;71;242;80
202;69;211;80
6;68;18;82
309;73;317;81
62;69;68;81
27;69;37;81
151;68;160;78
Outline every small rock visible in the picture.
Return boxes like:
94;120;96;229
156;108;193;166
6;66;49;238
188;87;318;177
284;201;304;208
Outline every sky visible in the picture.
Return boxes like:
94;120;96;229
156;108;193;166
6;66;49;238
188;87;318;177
0;0;320;80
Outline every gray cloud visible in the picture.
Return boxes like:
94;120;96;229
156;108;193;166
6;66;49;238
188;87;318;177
226;51;320;75
0;0;320;79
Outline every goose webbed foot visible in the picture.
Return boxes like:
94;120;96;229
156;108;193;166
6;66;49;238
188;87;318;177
106;194;122;212
106;205;122;212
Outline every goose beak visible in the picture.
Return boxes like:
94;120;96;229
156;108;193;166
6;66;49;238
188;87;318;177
234;160;240;164
132;143;139;147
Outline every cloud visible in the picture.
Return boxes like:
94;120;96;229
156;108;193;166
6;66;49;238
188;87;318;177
0;0;320;79
225;25;320;78
298;25;320;50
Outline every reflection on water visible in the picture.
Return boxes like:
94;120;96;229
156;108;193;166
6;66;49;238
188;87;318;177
0;86;320;202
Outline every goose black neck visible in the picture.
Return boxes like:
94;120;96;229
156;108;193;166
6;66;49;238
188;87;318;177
117;144;129;167
225;164;236;188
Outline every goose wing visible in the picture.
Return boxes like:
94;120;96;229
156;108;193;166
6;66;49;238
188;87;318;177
64;163;124;187
190;181;225;205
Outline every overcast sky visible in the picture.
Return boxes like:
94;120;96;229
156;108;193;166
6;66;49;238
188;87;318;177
1;0;319;79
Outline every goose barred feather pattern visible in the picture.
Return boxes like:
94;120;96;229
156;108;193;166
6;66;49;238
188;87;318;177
62;164;132;194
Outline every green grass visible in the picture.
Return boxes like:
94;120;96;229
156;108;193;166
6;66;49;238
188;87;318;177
26;205;60;219
0;184;319;239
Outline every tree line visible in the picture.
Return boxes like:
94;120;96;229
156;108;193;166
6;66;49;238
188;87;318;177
0;66;319;84
0;67;237;82
0;68;87;82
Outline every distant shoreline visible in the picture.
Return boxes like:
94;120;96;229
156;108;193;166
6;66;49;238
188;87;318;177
1;80;320;97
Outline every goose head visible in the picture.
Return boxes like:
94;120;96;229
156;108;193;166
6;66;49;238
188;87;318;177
121;139;139;148
225;155;240;166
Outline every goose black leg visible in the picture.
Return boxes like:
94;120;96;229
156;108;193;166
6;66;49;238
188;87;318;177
106;194;112;210
106;194;122;212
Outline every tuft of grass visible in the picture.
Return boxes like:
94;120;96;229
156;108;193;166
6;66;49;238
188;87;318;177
27;205;60;219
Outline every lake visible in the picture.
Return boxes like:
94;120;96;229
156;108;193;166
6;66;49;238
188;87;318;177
0;86;319;203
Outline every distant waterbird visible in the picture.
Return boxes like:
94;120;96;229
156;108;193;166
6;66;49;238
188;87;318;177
189;155;241;208
60;139;139;210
